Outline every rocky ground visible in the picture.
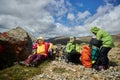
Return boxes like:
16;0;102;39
29;46;120;80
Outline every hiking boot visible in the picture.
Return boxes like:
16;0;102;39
65;58;69;63
19;61;30;66
105;65;109;70
68;62;74;65
30;61;37;67
98;66;105;70
92;64;99;70
19;61;25;65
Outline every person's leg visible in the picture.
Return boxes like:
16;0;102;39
99;47;111;69
32;54;41;66
48;49;54;59
67;53;71;62
64;53;69;63
32;54;47;66
69;52;76;63
19;54;37;66
76;53;81;63
69;52;80;63
25;54;37;64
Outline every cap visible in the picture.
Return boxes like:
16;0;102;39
37;36;44;40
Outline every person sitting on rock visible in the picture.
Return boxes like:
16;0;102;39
19;36;53;67
65;36;81;64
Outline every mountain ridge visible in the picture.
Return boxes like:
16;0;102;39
47;34;120;45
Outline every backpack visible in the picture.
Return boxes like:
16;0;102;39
81;45;92;68
89;38;102;48
91;47;99;64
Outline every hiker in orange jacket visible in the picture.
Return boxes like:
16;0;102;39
20;36;53;66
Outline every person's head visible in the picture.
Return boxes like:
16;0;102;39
70;36;76;43
90;26;100;35
37;36;44;44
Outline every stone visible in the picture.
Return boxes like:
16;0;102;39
0;26;35;69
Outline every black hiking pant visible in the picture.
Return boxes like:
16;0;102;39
66;51;80;63
96;47;111;66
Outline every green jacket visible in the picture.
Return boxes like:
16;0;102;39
90;27;114;48
66;41;80;53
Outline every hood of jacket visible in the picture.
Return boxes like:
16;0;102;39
90;26;100;34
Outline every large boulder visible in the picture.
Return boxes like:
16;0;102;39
0;27;34;69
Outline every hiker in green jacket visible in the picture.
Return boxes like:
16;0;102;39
90;26;114;70
65;36;81;63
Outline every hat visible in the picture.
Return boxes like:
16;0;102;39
37;36;44;40
70;36;75;39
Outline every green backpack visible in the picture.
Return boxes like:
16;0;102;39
91;47;99;64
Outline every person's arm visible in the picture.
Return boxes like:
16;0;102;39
33;49;37;54
32;43;37;54
76;44;80;53
48;43;53;51
96;30;103;40
66;43;72;53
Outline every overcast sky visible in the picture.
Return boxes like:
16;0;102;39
0;0;120;38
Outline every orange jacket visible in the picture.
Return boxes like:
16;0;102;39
81;45;92;68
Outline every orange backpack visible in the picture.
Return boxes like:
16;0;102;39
81;45;92;68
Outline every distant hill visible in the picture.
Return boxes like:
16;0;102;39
111;34;120;42
47;36;70;45
47;34;120;45
47;36;90;45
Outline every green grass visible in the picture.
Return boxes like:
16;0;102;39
0;60;50;80
53;67;67;73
